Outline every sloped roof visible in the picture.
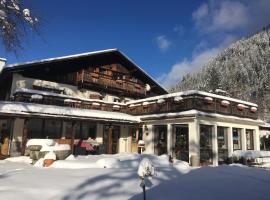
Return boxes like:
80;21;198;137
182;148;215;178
3;49;168;95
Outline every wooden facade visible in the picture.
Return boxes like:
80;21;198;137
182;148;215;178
12;90;259;120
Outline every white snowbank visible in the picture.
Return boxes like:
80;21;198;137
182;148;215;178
173;160;191;174
40;143;71;152
5;156;32;164
232;150;270;159
34;158;44;168
26;139;55;147
44;152;56;160
65;154;76;161
49;153;190;172
96;157;121;168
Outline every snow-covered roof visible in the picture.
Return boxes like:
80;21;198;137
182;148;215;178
139;109;263;124
0;101;139;123
5;49;168;94
127;90;258;107
259;122;270;128
15;88;125;106
6;49;118;68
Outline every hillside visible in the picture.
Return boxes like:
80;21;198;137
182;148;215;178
171;27;270;121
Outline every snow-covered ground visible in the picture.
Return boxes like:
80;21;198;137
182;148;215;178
1;153;270;200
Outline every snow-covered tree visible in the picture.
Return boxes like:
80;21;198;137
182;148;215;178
171;26;270;121
0;0;38;52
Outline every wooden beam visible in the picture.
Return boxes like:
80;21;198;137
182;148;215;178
108;126;113;154
21;119;28;156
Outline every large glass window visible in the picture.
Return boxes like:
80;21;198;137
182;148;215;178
174;125;189;162
233;128;242;150
81;122;96;140
217;127;228;162
246;129;254;150
44;120;62;139
200;125;213;164
62;121;75;139
27;119;43;139
154;126;167;155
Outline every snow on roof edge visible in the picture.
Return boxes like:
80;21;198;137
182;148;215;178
139;109;263;123
0;101;140;123
127;90;258;107
6;49;118;68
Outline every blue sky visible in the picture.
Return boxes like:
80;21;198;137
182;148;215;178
1;0;270;88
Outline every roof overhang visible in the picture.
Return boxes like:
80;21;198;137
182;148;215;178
3;49;168;95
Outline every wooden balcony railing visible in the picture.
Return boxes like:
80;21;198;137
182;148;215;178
76;71;147;96
13;91;259;120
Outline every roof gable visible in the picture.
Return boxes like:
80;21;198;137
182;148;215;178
3;49;168;95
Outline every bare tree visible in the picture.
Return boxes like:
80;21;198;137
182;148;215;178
0;0;38;53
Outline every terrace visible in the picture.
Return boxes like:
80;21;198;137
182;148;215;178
12;88;259;120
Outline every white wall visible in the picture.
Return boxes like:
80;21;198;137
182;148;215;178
10;118;24;156
142;116;260;166
10;74;134;103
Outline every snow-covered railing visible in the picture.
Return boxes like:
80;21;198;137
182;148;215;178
221;100;230;107
237;104;248;110
204;96;213;104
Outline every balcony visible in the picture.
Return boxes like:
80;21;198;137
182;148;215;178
12;89;259;120
76;71;147;97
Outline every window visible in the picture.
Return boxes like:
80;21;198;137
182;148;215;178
27;119;43;139
44;120;62;139
233;128;242;150
200;125;213;164
81;122;96;140
246;129;254;150
217;127;228;162
62;121;74;139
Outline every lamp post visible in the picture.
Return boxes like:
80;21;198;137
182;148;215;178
137;158;155;200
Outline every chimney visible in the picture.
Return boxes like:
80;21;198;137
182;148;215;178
0;58;7;73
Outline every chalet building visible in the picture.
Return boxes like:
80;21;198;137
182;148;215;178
0;49;262;166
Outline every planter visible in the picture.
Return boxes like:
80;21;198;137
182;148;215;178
221;100;230;107
204;97;213;104
27;145;42;151
250;107;257;113
30;150;42;160
41;150;71;160
44;159;55;167
237;104;248;110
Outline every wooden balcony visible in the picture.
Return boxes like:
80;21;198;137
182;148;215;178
76;71;147;97
125;95;258;120
13;90;259;120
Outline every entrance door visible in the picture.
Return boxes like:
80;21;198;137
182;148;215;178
131;127;143;153
200;125;213;165
217;126;228;163
103;125;120;154
0;119;12;157
174;125;189;162
154;126;167;155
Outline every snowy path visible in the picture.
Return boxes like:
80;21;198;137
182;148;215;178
1;156;270;200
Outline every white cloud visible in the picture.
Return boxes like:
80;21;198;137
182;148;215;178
155;35;171;51
158;47;221;89
192;3;208;21
158;0;270;89
193;0;270;34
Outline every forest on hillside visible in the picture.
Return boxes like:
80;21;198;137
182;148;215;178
171;26;270;121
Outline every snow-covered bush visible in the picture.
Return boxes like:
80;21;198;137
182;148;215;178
96;157;121;168
44;151;56;160
137;158;155;178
